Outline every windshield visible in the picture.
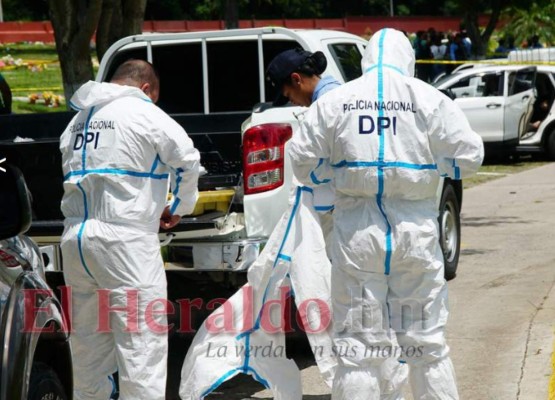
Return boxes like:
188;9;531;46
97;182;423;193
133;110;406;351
433;72;462;88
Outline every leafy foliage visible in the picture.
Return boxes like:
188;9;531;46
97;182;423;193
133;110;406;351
500;2;555;47
143;0;503;20
145;0;186;20
2;0;48;21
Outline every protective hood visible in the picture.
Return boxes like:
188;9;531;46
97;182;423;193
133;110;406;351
361;28;415;77
69;80;150;110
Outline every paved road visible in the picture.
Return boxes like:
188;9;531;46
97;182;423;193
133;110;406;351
446;162;555;400
173;162;555;400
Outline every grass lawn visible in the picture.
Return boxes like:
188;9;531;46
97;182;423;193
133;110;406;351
464;155;551;188
0;42;97;113
3;67;63;93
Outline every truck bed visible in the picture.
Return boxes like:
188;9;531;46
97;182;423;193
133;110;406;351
0;111;248;236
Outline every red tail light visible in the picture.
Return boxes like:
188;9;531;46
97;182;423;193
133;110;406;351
243;123;292;195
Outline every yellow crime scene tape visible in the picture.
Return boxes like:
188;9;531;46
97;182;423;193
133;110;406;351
11;87;63;93
4;58;555;95
550;333;555;400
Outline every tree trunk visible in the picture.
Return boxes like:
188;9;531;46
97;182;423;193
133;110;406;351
121;0;147;36
49;0;103;107
225;0;239;29
96;0;122;62
463;0;502;59
96;0;146;62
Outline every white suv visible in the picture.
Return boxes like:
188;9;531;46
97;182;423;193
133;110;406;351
433;65;538;156
435;60;555;160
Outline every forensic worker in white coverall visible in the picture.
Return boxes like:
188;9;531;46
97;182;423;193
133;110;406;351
267;48;409;399
289;28;484;400
60;60;200;400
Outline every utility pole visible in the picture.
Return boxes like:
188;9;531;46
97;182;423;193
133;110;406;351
0;0;4;22
390;0;394;17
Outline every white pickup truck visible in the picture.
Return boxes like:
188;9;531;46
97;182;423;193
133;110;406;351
0;27;463;396
1;27;463;290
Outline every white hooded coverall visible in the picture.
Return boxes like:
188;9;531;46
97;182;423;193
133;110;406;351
60;81;200;400
289;28;484;399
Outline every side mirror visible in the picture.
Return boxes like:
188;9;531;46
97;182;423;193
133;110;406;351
0;164;32;240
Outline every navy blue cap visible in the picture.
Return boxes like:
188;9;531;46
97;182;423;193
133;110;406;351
266;48;313;106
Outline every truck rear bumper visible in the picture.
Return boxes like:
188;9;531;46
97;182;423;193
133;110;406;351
35;211;265;273
41;236;266;273
164;238;266;272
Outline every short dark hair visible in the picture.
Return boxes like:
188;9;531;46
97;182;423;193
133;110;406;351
111;59;159;90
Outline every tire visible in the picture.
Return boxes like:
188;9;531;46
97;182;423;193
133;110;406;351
28;362;67;400
546;130;555;161
438;183;461;281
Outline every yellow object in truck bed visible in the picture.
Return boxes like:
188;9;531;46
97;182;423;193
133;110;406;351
190;189;235;216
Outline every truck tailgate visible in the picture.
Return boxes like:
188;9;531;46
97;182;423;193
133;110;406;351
0;112;249;241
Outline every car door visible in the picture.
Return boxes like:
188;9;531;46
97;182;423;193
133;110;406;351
504;67;536;143
447;71;505;143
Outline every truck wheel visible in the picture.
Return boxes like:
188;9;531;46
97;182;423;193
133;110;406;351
27;362;67;400
546;130;555;161
439;183;461;281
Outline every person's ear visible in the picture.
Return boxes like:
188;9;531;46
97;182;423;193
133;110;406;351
290;72;302;86
140;82;151;97
140;82;159;102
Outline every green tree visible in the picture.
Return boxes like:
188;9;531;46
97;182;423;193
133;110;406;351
500;1;555;47
460;0;503;59
145;0;186;20
48;0;147;105
2;0;48;21
96;0;147;60
454;0;555;57
326;0;465;17
179;0;329;19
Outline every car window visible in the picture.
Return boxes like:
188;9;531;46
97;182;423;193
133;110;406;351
263;40;299;104
208;41;262;112
433;72;462;88
104;38;302;113
152;42;204;114
328;43;362;82
101;44;205;114
209;39;302;111
448;72;503;99
508;69;535;96
104;47;148;82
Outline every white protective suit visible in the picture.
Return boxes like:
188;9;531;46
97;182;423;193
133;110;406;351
180;186;329;400
60;81;200;400
289;28;484;400
180;184;407;399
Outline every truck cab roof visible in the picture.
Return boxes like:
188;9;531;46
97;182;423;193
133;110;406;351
97;27;367;115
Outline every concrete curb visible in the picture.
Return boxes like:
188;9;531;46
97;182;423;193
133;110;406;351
518;279;555;400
